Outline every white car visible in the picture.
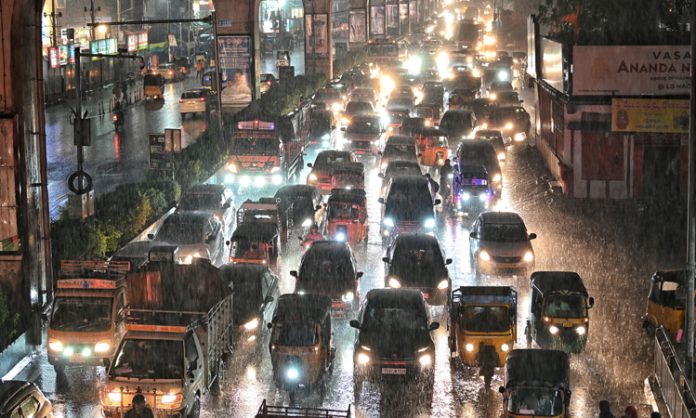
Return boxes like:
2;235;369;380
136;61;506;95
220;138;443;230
179;89;211;117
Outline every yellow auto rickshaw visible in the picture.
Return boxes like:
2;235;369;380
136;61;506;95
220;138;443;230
228;222;280;271
415;127;449;167
643;269;691;338
414;104;441;128
143;72;165;101
448;286;517;387
267;293;335;403
325;188;368;245
330;162;365;191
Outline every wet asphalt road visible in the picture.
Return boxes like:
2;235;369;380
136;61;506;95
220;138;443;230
29;115;667;416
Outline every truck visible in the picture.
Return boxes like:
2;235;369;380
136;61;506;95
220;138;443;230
47;260;130;373
224;114;305;191
236;197;289;246
100;246;234;418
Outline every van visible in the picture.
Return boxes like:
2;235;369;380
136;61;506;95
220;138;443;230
379;175;438;245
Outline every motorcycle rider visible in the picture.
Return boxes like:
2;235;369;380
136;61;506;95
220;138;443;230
113;97;125;128
301;224;324;248
439;159;453;206
478;345;497;387
125;394;154;418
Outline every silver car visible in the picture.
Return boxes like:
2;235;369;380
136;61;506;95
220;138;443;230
469;211;536;277
149;212;225;266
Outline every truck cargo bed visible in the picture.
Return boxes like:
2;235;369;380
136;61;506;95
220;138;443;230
255;400;351;418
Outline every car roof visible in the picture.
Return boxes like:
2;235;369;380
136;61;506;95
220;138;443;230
531;271;588;297
318;150;353;158
390;174;429;186
184;183;225;195
393;232;440;248
506;349;569;388
328;188;367;203
475;130;504;137
0;381;34;413
653;269;685;284
221;262;269;279
305;240;352;254
365;288;426;305
479;211;524;225
275;184;316;197
274;293;332;324
458;139;495;149
386;135;416;145
164;211;215;224
232;222;278;240
387;160;421;169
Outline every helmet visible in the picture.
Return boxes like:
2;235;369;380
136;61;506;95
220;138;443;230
310;223;319;232
132;394;146;405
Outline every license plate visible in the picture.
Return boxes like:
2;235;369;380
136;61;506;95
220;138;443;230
382;368;407;375
563;322;573;328
69;355;83;363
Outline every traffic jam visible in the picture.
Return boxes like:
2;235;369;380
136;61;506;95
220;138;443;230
37;3;643;418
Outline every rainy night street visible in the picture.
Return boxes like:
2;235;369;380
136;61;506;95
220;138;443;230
17;122;675;417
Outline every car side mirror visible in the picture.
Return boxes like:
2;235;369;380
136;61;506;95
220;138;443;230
445;258;453;265
357;272;364;278
498;386;506;394
349;319;361;329
222;202;231;209
103;358;111;369
290;270;298;277
147;233;155;240
378;172;384;178
469;231;477;239
528;233;537;240
588;297;595;308
378;197;385;204
429;322;440;331
382;256;390;263
307;163;313;168
434;199;442;205
267;322;274;329
265;295;274;303
226;240;231;246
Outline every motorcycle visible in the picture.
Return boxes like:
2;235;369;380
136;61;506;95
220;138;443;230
112;110;124;132
299;233;323;251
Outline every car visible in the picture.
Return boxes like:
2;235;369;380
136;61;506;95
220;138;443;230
291;241;363;314
179;88;212;117
379;135;418;171
260;73;276;94
351;288;438;398
157;62;179;81
349;87;378;108
488;81;514;96
455;139;503;195
440;109;477;142
391;86;415;101
469;211;537;278
380;175;438;244
315;88;345;114
0;380;53;418
379;160;423;197
491;90;521;105
307;150;358;194
177;183;235;238
342;113;385;156
222;263;279;343
386;96;414;113
342;101;375;127
485;105;531;144
149;212;226;265
383;233;453;305
473;129;508;161
274;184;324;232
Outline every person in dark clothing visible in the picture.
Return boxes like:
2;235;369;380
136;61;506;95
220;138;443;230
125;394;154;418
599;400;615;418
650;412;661;418
424;173;439;201
439;159;453;205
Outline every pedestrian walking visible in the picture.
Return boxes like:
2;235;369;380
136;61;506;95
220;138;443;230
598;400;615;418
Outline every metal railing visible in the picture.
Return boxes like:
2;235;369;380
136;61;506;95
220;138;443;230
654;327;696;418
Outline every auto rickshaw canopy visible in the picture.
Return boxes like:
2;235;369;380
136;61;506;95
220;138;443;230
648;269;687;309
531;271;589;299
272;293;332;326
505;349;569;389
328;188;367;204
452;286;517;308
232;222;279;242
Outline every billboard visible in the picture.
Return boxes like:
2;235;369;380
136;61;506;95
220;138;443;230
137;32;148;50
612;98;689;134
399;3;408;26
127;34;137;52
573;45;691;96
218;35;253;108
526;16;536;78
370;6;385;35
90;38;117;60
49;47;60;69
306;14;329;56
386;4;398;29
541;37;563;91
350;10;367;43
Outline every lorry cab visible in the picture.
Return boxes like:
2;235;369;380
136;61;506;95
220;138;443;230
48;260;130;373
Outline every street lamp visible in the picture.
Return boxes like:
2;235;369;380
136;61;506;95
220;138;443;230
97;24;108;38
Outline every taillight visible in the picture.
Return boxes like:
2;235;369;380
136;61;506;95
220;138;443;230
198;97;205;102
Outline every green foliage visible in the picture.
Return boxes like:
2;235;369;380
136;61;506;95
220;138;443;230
334;48;367;76
0;286;20;349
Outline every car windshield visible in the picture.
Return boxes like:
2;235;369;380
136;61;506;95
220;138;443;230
368;44;398;56
458;146;498;167
480;223;527;241
384;144;416;157
346;102;373;114
390;247;447;285
272;323;318;346
50;297;113;332
156;220;205;244
460;306;511;332
415;108;434;118
388;98;412;109
231;137;278;156
442;113;473;131
182;91;204;99
231;238;268;259
313;154;352;171
385;187;433;221
328;201;361;219
110;339;184;379
508;388;564;416
299;252;355;290
544;294;587;318
316;89;341;102
347;118;381;134
178;193;219;211
362;307;428;331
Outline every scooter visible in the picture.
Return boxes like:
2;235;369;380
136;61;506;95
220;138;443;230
112;110;124;132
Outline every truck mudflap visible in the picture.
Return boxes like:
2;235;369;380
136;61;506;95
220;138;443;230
255;399;351;417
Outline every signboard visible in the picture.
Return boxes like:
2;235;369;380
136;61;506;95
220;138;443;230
573;45;691;96
59;45;69;66
149;134;174;171
218;35;253;108
305;14;328;56
164;128;182;152
409;1;416;23
526;16;536;78
127;34;137;52
218;19;233;27
612;98;689;134
90;38;117;60
137;32;148;50
68;44;75;64
349;10;367;43
399;3;408;26
541;37;563;91
49;47;60;69
386;4;398;29
278;65;295;80
0;117;20;253
370;6;385;35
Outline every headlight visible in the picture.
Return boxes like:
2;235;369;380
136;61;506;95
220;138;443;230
514;132;526;142
94;342;111;353
480;123;488;129
308;173;318;183
335;231;346;242
63;346;74;357
302;218;313;228
272;174;283;185
498;152;506;160
253;176;267;187
549;325;559;335
489;93;497;100
322;134;331;140
49;339;64;352
465;343;475;352
492;173;502;182
332;102;341;112
160;393;180;404
437;279;449;290
479;250;491;261
462;192;471;201
418;354;432;367
383;217;394;227
523;251;534;263
286;367;300;380
224;173;235;184
504;122;514;131
226;162;238;173
576;326;586;336
243;318;259;331
342;117;351;125
501;343;509;352
239;176;251;187
342;291;355;302
423;218;436;229
388;277;401;288
478;193;488;202
357;352;371;365
107;391;122;403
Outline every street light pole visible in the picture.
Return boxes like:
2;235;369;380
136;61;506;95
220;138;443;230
685;0;696;382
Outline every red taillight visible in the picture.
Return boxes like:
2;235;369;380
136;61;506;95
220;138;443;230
198;97;205;102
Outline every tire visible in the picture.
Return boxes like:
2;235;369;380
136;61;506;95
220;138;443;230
187;397;201;418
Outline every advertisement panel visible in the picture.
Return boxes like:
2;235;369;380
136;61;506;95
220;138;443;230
58;45;68;66
127;34;137;52
350;10;367;43
612;98;689;134
137;32;148;50
399;3;408;26
574;45;690;96
68;45;75;64
370;6;385;35
541;37;563;91
0;117;19;252
49;47;60;69
409;1;417;23
306;15;328;55
386;4;398;28
90;38;117;60
526;16;536;78
218;35;253;108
